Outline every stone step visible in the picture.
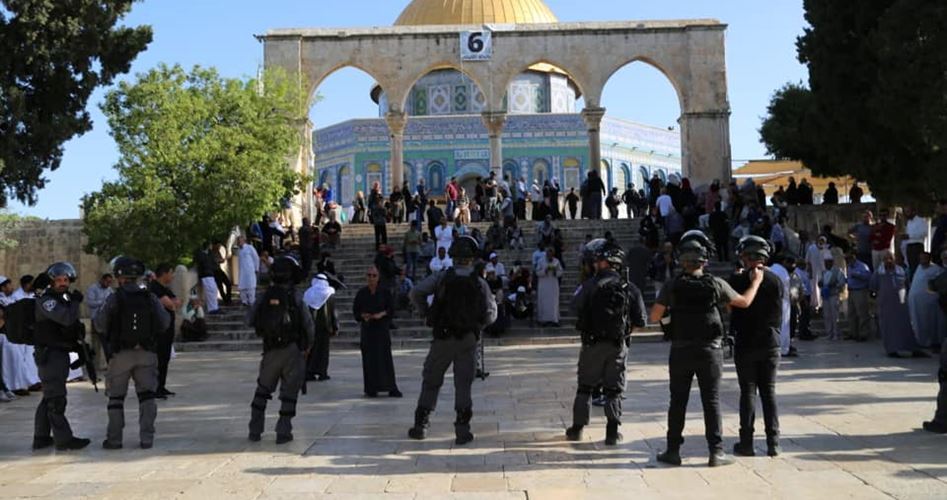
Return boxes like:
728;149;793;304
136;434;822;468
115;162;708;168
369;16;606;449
175;329;667;353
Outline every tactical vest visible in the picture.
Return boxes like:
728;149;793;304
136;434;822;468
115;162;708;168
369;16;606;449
670;274;723;345
577;271;629;343
33;293;80;350
428;269;486;339
109;287;159;353
729;270;782;351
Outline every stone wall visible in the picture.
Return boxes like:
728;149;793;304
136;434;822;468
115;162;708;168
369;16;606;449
0;219;198;319
785;203;878;240
0;219;108;296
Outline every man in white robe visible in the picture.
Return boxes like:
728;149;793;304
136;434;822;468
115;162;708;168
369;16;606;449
535;248;563;326
236;236;260;306
805;236;827;311
909;252;946;347
1;276;41;393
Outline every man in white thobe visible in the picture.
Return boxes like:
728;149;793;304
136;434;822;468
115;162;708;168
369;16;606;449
236;236;260;306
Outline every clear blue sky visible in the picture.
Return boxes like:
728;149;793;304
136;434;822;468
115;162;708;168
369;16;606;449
8;0;807;219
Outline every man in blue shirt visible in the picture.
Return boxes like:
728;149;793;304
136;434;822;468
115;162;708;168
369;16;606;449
846;253;873;341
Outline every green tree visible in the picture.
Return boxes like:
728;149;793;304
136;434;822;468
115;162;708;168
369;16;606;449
760;0;947;204
82;64;306;266
0;0;152;207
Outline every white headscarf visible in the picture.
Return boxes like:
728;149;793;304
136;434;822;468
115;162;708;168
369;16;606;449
303;274;335;311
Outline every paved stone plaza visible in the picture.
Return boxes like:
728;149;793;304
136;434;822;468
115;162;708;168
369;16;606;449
0;340;945;499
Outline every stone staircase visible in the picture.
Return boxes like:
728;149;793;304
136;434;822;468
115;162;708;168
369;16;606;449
178;218;662;352
178;219;844;352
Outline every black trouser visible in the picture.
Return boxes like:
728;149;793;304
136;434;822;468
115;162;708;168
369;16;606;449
374;224;388;248
795;298;812;339
714;237;729;262
307;330;330;378
735;348;780;446
934;342;947;424
666;343;724;453
33;348;76;445
572;340;627;428
156;328;174;392
214;268;232;304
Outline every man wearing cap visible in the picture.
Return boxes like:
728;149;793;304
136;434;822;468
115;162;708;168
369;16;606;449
94;257;170;450
729;236;784;458
408;235;497;445
650;230;764;467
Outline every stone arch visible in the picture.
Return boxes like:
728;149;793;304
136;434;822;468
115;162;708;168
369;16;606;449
365;162;384;194
533;158;551;186
502;160;519;183
426;161;447;195
638;165;651;194
396;62;490;115
493;58;589;113
337;164;353;206
600;57;685;119
304;63;392;111
618;163;631;191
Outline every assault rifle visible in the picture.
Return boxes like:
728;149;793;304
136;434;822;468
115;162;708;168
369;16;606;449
69;323;100;392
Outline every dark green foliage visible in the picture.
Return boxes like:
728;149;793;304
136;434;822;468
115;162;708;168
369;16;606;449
0;0;152;206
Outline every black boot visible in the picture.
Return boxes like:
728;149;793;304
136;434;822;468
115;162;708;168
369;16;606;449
709;449;735;467
656;448;682;466
733;441;755;457
604;421;623;446
454;408;474;445
565;425;584;441
408;407;431;440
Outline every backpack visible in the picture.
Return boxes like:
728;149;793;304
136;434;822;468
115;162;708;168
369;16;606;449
428;269;486;338
581;276;631;341
254;286;302;350
3;298;36;345
110;287;160;352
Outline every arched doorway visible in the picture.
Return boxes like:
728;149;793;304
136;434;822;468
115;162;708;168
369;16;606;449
426;161;446;195
533;159;551;186
337;165;353;206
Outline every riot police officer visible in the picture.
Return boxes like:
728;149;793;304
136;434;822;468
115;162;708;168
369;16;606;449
408;235;497;445
247;256;313;444
729;236;783;457
649;230;764;467
93;257;170;450
566;239;646;445
32;262;90;451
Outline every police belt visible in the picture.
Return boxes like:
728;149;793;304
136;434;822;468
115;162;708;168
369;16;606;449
434;328;478;339
670;338;723;350
580;331;626;345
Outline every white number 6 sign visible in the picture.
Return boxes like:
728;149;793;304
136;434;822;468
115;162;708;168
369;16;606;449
461;31;492;61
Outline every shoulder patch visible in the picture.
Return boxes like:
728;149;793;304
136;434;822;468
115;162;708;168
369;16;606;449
42;298;57;312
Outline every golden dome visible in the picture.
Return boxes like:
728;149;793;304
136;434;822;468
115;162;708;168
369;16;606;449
395;0;558;26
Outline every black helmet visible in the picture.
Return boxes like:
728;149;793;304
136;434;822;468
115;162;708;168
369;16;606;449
110;256;146;278
586;239;625;269
449;235;480;261
271;255;302;284
46;262;78;283
737;235;772;261
677;230;714;262
581;238;608;266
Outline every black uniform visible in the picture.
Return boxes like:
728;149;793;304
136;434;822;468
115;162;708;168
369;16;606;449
409;266;497;443
306;296;338;381
32;290;84;448
570;269;646;434
656;273;739;454
148;280;176;395
246;284;314;442
729;269;783;450
926;273;947;432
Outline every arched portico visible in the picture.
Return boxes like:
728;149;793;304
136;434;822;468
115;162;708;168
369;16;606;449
261;19;731;217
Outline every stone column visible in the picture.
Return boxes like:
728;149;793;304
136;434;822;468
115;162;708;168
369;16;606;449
291;118;314;228
385;111;408;188
679;110;732;187
481;111;507;176
581;107;606;174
